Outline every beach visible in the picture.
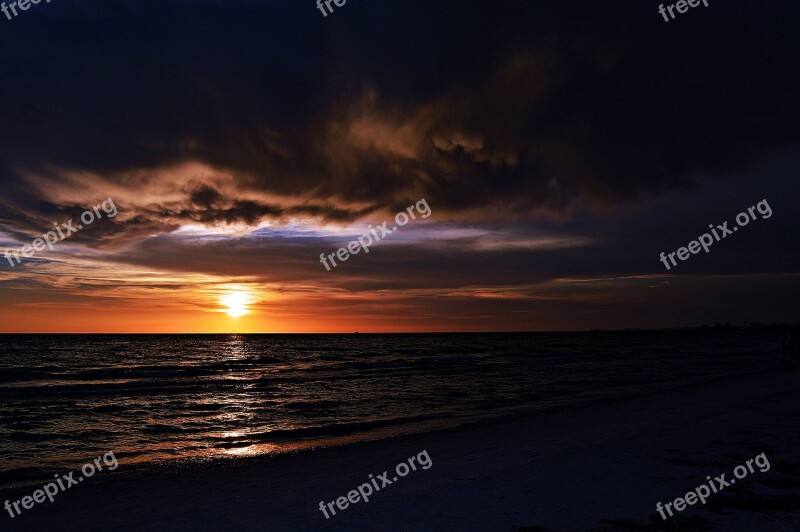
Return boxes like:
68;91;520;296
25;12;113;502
3;369;799;531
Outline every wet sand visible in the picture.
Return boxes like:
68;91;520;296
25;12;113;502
3;370;800;531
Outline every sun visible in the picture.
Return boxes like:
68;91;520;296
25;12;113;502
220;291;252;318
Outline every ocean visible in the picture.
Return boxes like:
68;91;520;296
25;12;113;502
0;329;784;488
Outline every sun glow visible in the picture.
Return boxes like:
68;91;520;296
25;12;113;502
220;291;252;318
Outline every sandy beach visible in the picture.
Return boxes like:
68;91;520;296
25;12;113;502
3;369;799;531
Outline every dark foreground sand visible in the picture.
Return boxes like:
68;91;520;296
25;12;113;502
3;371;800;531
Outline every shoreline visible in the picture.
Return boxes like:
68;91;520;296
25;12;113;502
1;364;779;492
3;369;799;530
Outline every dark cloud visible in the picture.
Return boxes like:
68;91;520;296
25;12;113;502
0;0;798;229
1;0;799;331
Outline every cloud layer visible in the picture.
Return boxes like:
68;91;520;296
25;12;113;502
0;0;798;331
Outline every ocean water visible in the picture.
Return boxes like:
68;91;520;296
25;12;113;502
0;330;784;488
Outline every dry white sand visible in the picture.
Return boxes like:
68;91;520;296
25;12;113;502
3;370;800;531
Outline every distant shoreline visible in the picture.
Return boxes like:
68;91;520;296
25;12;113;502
0;324;796;334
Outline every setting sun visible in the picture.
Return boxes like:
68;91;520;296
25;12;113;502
220;291;252;318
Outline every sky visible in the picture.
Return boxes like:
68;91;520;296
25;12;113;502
0;0;798;332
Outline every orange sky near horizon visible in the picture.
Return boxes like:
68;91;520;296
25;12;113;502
0;250;659;333
0;262;523;332
0;296;548;334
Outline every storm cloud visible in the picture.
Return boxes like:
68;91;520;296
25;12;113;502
0;0;798;331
